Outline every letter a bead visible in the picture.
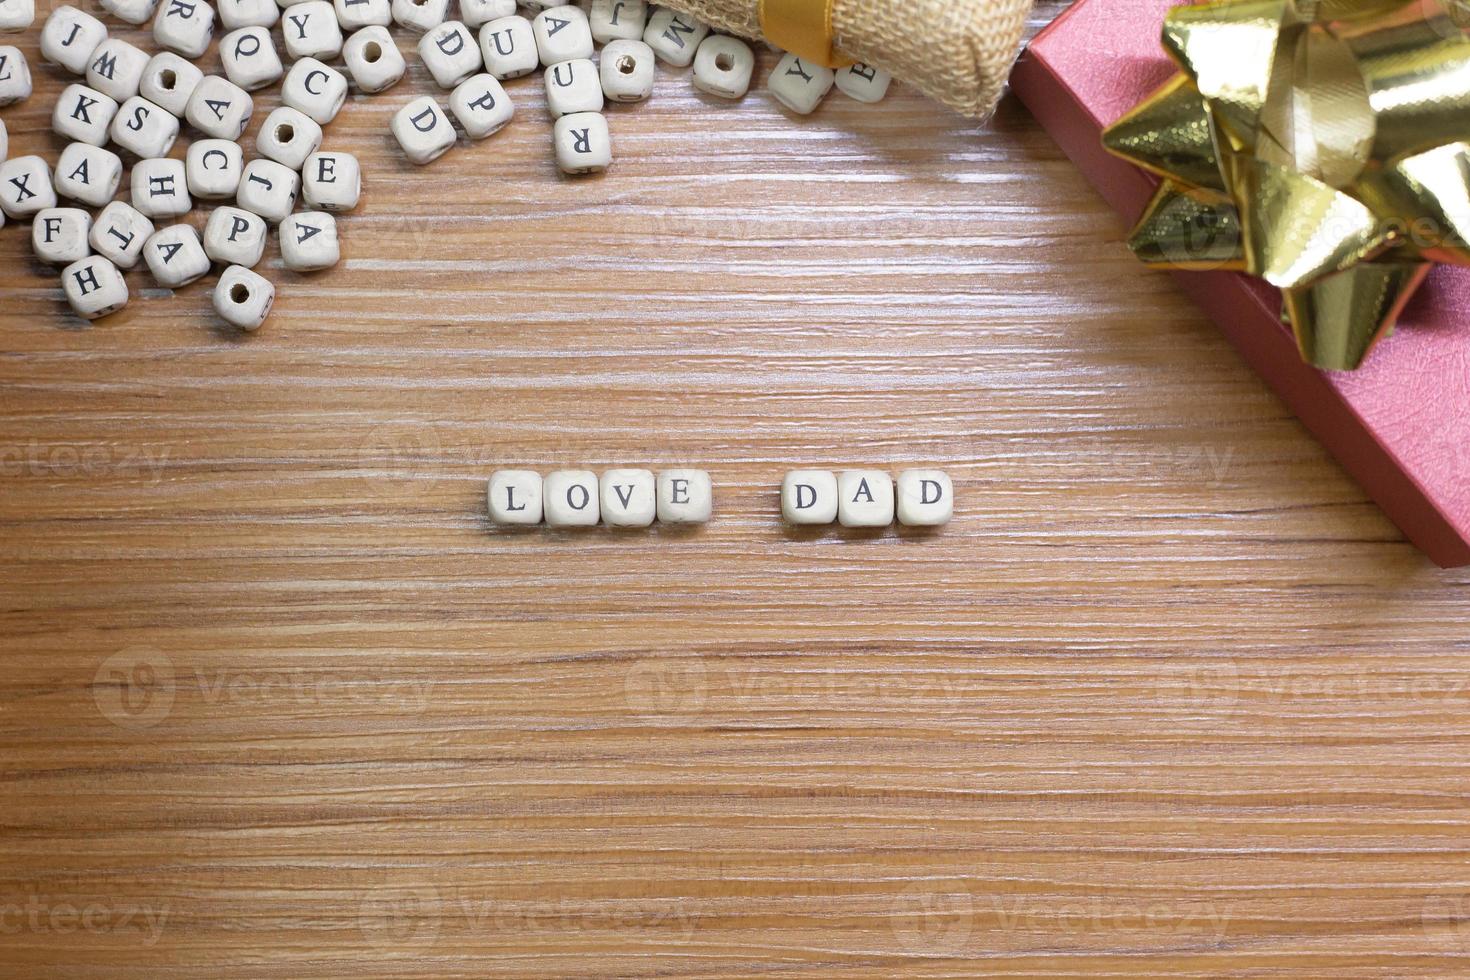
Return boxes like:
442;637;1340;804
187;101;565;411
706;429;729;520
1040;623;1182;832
781;470;837;525
837;470;894;527
896;469;952;526
544;470;599;526
487;470;543;525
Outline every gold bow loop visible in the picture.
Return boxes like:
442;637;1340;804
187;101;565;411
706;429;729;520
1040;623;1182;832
1103;0;1470;370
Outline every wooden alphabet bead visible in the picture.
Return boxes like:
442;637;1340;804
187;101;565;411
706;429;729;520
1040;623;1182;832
220;26;283;91
255;107;322;170
459;0;512;30
213;265;274;331
544;469;600;526
835;62;890;103
0;0;33;32
0;44;26;106
130;156;191;219
896;469;952;526
32;208;92;264
391;0;448;33
203;204;266;266
419;20;482;89
281;58;347;124
487;470;543;525
692;35;753;99
279;210;339;271
86;38;148;102
391;96;455;164
302;151;360;211
41;7;108;75
781;470;837;525
186;138;243;199
109;96;179;158
54;142;122;206
334;0;388;30
599;39;653;103
589;0;645;44
478;15;537;79
768;52;834;115
0;155;55;218
343;26;405;93
656;469;711;524
533;5;592;65
448;74;513;139
600;468;655;527
62;255;128;319
53;83;118;145
100;0;157;26
837;469;893;527
282;1;342;60
553;111;610;175
545;58;602;117
185;76;253;140
143;222;210;287
153;0;215;59
642;8;707;67
0;117;5;162
236;158;300;223
139;52;203;115
88;200;154;269
219;0;278;30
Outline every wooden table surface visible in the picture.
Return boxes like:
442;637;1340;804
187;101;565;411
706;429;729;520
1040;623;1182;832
5;2;1470;976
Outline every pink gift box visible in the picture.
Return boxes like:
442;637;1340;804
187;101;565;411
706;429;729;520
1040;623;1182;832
1010;0;1470;567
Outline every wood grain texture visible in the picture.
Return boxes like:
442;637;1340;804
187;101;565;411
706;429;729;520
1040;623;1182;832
4;2;1470;976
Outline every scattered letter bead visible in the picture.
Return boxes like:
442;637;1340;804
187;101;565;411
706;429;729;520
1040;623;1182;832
302;151;360;211
53;84;118;145
109;97;179;158
769;52;834;115
545;58;602;117
41;7;108;75
643;8;706;67
0;155;55;218
656;469;712;524
236;158;300;223
255;107;322;170
89;200;154;269
600;468;655;527
186;138;243;199
86;38;148;102
459;0;512;30
32;208;92;264
448;74;512;139
214;265;274;331
692;35;753;99
544;469;600;527
153;0;215;59
419;21;481;88
63;255;128;319
281;58;347;124
185;76;253;140
392;96;455;164
835;62;890;103
391;0;447;33
143;222;210;287
220;27;283;91
533;5;592;65
54;143;122;206
487;470;543;525
343;26;405;93
0;45;26;106
781;470;838;525
204;204;266;266
0;0;33;33
590;0;645;44
837;469;894;527
281;1;342;60
599;39;653;103
130;156;191;219
140;53;203;115
896;469;952;527
334;0;388;30
553;111;610;175
219;0;278;29
478;15;537;79
279;210;340;271
101;0;157;26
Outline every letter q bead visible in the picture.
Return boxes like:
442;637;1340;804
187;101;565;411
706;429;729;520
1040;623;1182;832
544;470;599;527
600;468;655;527
897;469;952;527
487;470;543;525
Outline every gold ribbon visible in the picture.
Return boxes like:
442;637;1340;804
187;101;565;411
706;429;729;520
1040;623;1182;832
1102;0;1470;370
759;0;853;68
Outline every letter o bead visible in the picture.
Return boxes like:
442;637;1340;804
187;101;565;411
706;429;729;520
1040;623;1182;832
544;469;599;527
896;469;952;527
62;256;129;319
487;470;543;525
391;96;455;165
781;470;837;525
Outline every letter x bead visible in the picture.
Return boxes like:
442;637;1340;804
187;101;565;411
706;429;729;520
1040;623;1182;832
896;469;952;526
0;155;56;218
781;470;837;525
544;470;600;526
768;52;834;115
487;470;543;525
392;96;455;164
600;468;655;527
837;469;894;527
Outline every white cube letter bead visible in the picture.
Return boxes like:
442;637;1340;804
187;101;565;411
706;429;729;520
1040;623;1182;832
54;143;122;206
448;74;512;139
100;0;157;26
279;210;339;271
544;470;600;527
203;205;266;266
600;469;656;527
642;8;707;67
478;16;537;79
219;0;277;29
281;58;347;124
419;21;481;88
590;0;646;44
391;0;447;33
139;53;203;115
553;111;610;175
837;469;894;528
302;151;360;210
532;5;592;65
835;62;890;103
545;58;602;117
656;469;712;524
0;44;26;105
255;107;322;170
88;200;155;269
0;0;33;32
130;157;191;219
599;39;653;103
143;222;210;287
0;156;55;218
236;159;299;223
85;39;147;102
41;7;108;75
53;84;118;145
896;469;952;527
220;27;282;91
487;470;543;525
692;35;753;99
768;52;834;115
109;97;179;158
185;76;253;140
32;208;92;264
343;26;405;93
391;96;455;165
282;1;342;59
0;117;5;161
62;256;128;319
459;0;512;29
335;0;388;30
153;0;215;58
186;138;243;199
781;470;838;525
213;265;274;331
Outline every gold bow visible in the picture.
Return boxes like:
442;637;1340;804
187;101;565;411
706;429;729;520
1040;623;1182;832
1102;0;1470;370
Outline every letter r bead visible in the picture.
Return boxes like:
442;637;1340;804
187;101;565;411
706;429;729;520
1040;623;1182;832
488;470;543;525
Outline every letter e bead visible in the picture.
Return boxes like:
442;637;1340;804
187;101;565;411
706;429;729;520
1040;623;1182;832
487;470;543;525
656;469;711;524
781;470;837;525
544;469;599;527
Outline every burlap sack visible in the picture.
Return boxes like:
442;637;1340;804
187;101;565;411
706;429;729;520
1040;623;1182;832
661;0;1034;117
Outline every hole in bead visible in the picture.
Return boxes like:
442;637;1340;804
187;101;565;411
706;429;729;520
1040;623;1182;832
715;52;734;71
230;283;251;304
364;41;382;63
159;69;177;89
276;123;295;144
617;55;636;75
